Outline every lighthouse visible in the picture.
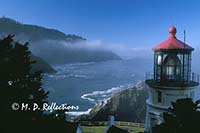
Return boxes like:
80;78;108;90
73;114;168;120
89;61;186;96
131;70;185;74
144;26;199;132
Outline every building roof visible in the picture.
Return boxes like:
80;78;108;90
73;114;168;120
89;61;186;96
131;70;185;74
153;26;194;51
65;121;80;132
107;125;129;133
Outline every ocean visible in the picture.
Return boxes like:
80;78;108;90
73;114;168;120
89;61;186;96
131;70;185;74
42;59;152;114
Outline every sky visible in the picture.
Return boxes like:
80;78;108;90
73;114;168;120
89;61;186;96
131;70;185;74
1;0;200;49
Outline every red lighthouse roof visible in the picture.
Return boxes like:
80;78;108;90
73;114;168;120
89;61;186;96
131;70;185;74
153;26;194;51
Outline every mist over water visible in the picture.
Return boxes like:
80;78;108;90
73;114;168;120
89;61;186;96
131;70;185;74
29;39;119;65
27;37;153;64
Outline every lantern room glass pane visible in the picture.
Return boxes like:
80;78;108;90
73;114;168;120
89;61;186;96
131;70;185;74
157;55;162;65
164;54;181;80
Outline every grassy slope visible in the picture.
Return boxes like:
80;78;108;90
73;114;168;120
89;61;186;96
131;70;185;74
81;125;144;133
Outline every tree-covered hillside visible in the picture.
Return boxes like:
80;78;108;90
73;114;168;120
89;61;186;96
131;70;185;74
0;17;85;41
78;82;148;123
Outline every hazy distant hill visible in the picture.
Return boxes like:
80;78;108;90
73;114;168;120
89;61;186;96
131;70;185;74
31;54;55;73
35;47;122;64
0;17;85;42
0;17;121;64
78;82;148;123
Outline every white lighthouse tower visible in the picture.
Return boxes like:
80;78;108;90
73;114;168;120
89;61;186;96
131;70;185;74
144;26;199;132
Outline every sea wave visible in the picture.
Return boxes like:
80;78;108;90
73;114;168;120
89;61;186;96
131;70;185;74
81;86;124;103
81;83;136;103
46;73;91;80
66;108;92;116
54;62;95;69
44;62;96;80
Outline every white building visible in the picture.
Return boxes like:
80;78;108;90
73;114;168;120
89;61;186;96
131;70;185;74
105;115;129;133
144;26;199;132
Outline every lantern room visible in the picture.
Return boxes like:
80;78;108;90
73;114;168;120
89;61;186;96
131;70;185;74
146;26;199;87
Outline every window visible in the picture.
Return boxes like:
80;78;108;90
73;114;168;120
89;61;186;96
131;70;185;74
157;91;162;103
164;54;181;79
190;91;194;98
157;55;162;65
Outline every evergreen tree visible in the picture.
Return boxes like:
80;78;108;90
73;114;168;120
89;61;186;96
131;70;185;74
0;35;48;132
0;35;77;133
152;98;200;133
